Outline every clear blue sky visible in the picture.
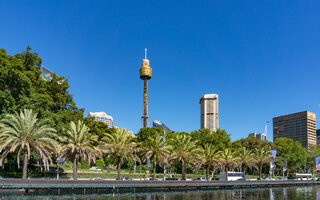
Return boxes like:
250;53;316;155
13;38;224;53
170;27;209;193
1;0;320;141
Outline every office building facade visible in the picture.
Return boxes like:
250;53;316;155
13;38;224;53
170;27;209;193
248;132;266;141
87;112;114;128
153;120;171;131
41;66;53;81
199;94;219;131
273;111;316;147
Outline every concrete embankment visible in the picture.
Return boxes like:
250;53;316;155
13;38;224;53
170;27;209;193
0;179;318;195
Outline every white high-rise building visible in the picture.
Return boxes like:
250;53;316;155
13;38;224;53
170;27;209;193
248;132;266;141
199;94;219;131
87;112;114;128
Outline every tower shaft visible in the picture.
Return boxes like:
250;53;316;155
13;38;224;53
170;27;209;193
142;79;148;127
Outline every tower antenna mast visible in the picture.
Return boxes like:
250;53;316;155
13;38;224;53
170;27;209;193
264;121;269;136
145;48;147;59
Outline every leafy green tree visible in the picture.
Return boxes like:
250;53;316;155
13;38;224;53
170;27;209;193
200;144;218;180
59;120;101;180
217;148;239;180
102;128;137;180
84;117;116;141
136;127;164;143
168;133;202;180
307;145;320;172
230;141;242;150
191;128;231;151
237;147;254;179
233;137;271;151
0;47;83;135
0;109;58;179
141;135;169;179
273;138;307;173
254;147;272;179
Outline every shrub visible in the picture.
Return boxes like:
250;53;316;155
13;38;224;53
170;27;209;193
81;160;90;169
96;159;105;169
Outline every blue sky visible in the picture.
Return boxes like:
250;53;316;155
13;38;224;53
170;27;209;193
1;0;320;141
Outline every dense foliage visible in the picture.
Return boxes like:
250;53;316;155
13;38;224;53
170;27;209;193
0;47;84;134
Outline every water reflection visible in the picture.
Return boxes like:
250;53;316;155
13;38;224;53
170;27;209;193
1;186;319;200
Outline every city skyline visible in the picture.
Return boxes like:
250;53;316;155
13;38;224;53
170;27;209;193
1;1;320;141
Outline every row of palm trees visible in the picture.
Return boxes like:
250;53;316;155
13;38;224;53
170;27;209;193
140;133;273;181
203;146;272;181
143;134;272;180
0;109;273;180
0;109;139;180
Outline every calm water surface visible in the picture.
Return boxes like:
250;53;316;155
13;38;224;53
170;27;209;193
2;186;320;200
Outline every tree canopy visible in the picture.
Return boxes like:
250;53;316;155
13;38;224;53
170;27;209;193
233;136;271;151
0;47;83;134
136;127;165;143
191;128;231;150
273;137;307;172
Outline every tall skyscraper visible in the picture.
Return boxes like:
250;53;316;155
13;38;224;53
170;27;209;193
87;112;114;128
273;111;316;147
199;94;219;131
139;49;152;128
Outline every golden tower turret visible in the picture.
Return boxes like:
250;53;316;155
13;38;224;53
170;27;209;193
140;49;152;128
139;56;152;80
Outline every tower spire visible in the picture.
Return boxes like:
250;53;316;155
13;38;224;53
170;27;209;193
145;48;147;59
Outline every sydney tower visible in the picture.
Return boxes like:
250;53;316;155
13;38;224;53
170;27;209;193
139;49;152;128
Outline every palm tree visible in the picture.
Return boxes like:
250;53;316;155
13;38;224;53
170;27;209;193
237;147;254;179
141;135;169;180
0;109;58;179
59;120;101;180
217;148;239;181
102;128;136;180
167;134;202;180
201;144;218;181
254;147;272;179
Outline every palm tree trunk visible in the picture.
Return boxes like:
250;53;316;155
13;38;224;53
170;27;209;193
73;156;78;180
22;149;28;179
181;160;186;180
117;160;121;180
153;158;156;180
243;165;247;179
226;166;228;181
259;164;262;179
206;164;210;181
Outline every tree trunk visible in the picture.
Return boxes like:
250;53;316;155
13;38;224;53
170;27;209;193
243;165;247;179
22;149;28;179
181;160;186;180
206;164;210;181
73;156;78;180
259;164;262;179
153;158;156;180
117;160;121;180
226;166;228;181
139;161;142;180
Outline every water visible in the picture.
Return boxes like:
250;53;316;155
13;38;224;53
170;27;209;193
1;186;319;199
